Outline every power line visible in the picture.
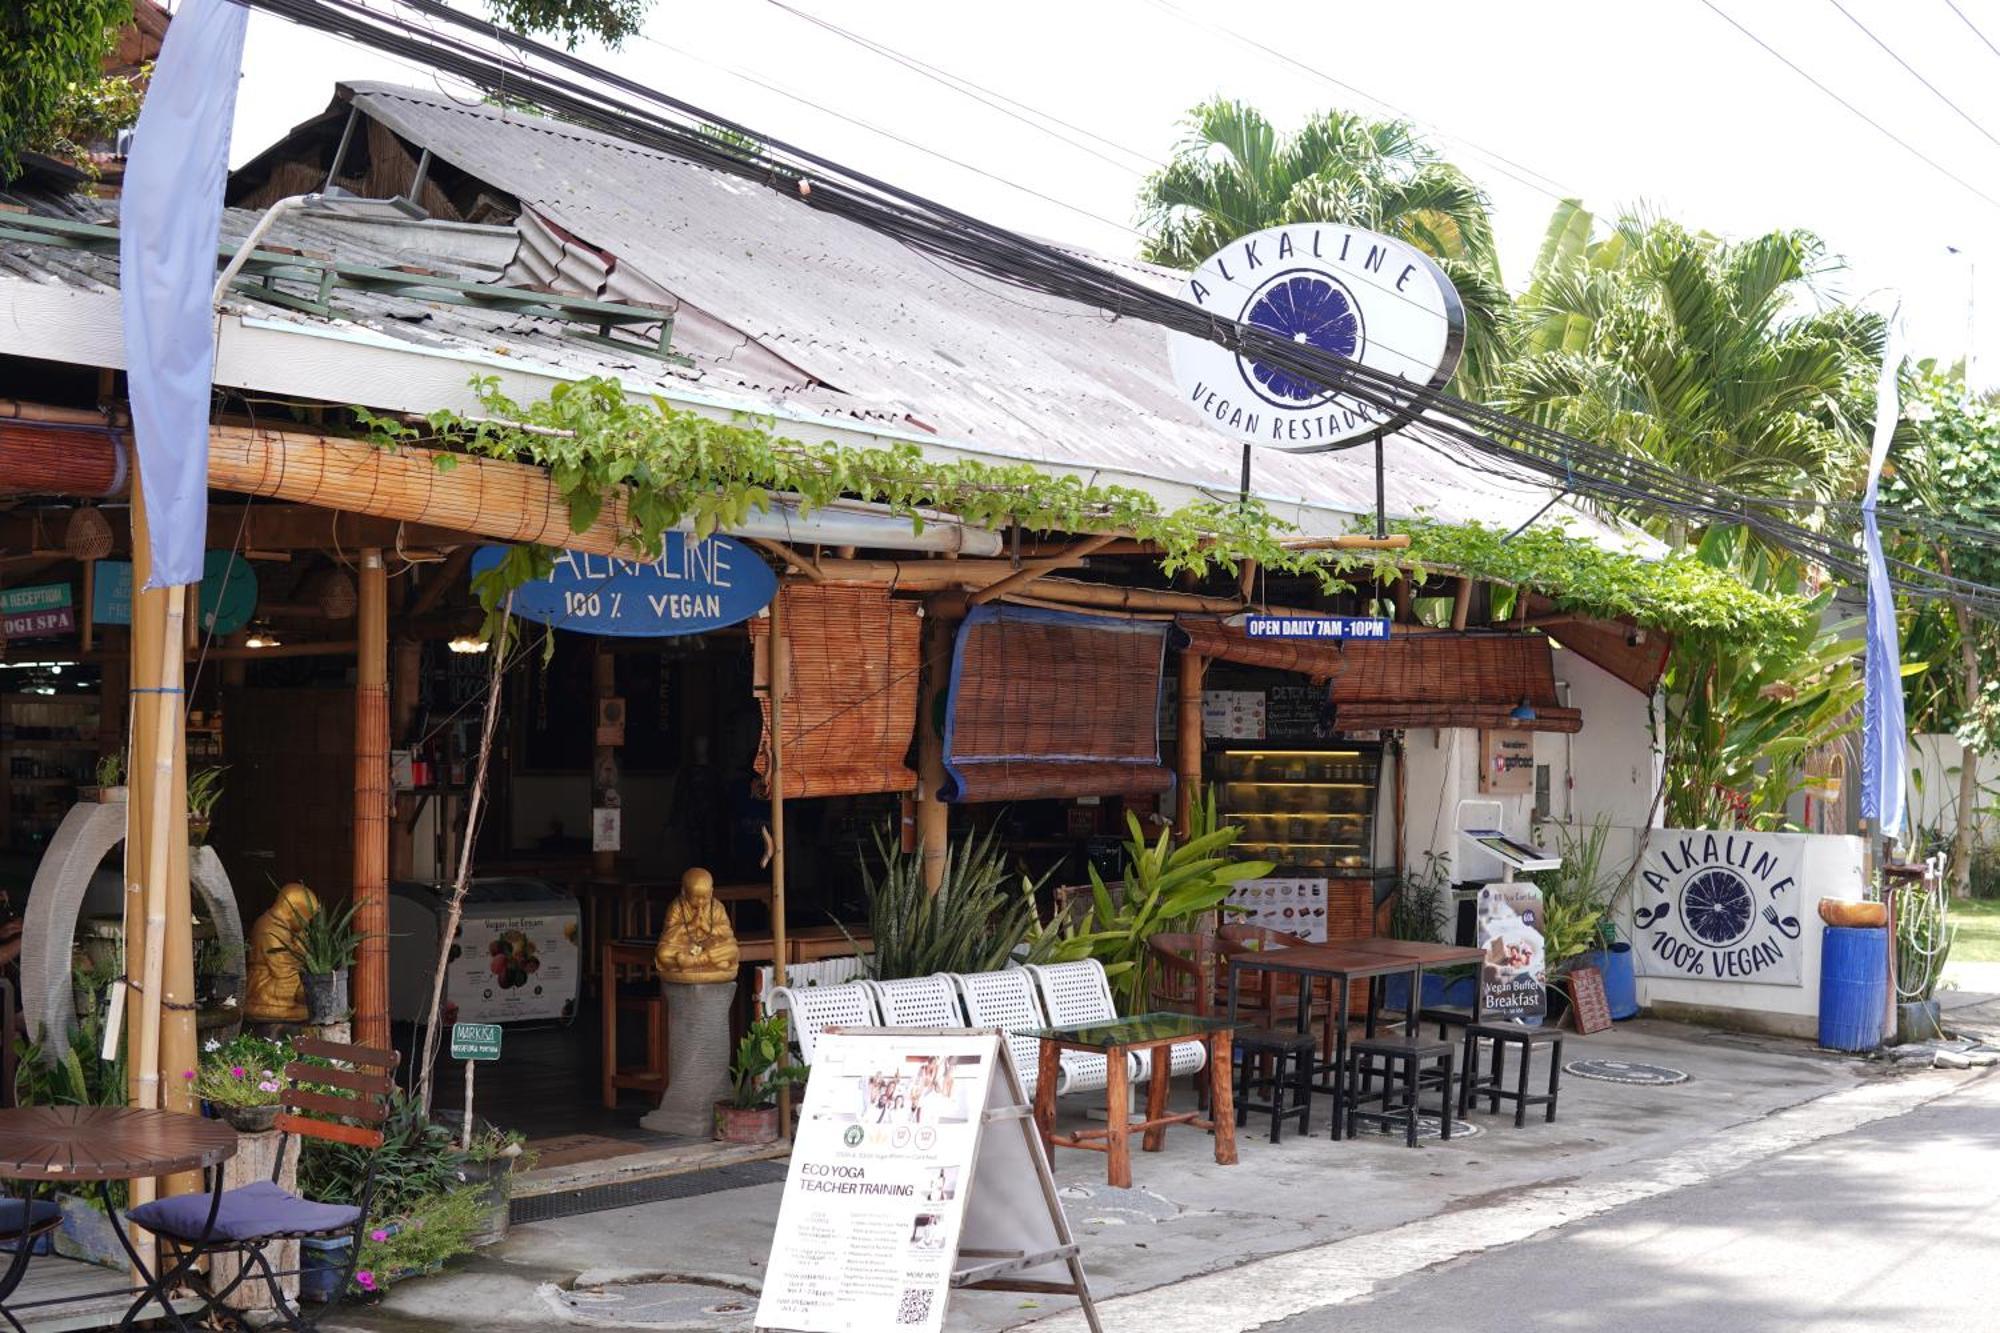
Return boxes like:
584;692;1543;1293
1826;0;2000;156
1697;0;2000;212
1944;0;2000;65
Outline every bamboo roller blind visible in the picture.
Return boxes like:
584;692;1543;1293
749;583;922;798
1173;620;1583;734
941;605;1173;802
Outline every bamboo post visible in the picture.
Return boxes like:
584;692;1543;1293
353;550;390;1051
1176;651;1205;837
769;585;791;1138
390;638;421;881
915;602;957;892
593;642;618;880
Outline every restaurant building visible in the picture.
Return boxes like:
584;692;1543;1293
0;83;1664;1180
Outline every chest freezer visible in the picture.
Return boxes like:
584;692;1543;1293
388;877;580;1025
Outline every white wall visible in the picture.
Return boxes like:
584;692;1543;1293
1907;734;2000;844
1633;832;1865;1038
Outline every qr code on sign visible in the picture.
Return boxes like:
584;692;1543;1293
896;1287;934;1325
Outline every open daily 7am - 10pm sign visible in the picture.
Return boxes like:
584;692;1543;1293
1244;615;1390;640
470;535;777;636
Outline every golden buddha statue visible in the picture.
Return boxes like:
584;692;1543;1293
245;882;321;1023
654;867;739;985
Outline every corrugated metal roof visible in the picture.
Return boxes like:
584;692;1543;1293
333;82;1648;549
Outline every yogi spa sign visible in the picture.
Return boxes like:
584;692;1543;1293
1168;224;1465;452
1632;831;1807;987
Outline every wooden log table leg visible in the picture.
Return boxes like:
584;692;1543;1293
1142;1045;1171;1153
1104;1049;1132;1188
1034;1040;1061;1163
1208;1029;1238;1167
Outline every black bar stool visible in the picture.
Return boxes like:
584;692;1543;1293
1233;1027;1315;1143
1345;1037;1455;1147
1460;1022;1564;1127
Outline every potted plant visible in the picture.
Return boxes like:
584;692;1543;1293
1892;879;1955;1042
187;764;227;843
298;1091;471;1300
83;753;125;804
451;1124;533;1247
715;1013;808;1145
281;898;365;1025
195;1033;292;1133
1383;852;1457;1012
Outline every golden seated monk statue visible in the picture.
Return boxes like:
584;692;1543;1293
245;881;321;1023
654;867;739;985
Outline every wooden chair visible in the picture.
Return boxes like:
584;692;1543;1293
1146;932;1220;1018
600;940;668;1109
128;1037;394;1332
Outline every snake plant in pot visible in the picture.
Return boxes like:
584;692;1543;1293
281;897;366;1025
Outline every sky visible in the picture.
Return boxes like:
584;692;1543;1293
222;0;2000;387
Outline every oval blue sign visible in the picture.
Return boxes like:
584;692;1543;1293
470;536;776;636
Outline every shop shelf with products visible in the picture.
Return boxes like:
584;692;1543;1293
1210;745;1383;945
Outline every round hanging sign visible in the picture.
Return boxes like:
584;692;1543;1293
1167;223;1464;452
470;535;777;636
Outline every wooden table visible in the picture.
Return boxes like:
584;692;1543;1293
1226;939;1484;1139
0;1105;238;1330
1027;1013;1241;1189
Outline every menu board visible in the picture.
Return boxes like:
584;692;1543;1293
1566;965;1613;1034
1265;685;1333;741
1202;690;1266;740
1227;877;1329;942
1475;881;1547;1020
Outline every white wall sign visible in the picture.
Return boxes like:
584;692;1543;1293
1168;223;1465;452
757;1030;1095;1333
1632;830;1805;987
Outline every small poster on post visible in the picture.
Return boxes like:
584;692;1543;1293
1476;882;1547;1020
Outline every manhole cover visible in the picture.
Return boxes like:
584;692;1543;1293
1346;1114;1481;1141
1564;1058;1689;1085
1057;1182;1179;1225
542;1279;758;1329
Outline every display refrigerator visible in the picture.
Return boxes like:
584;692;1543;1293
1211;743;1383;943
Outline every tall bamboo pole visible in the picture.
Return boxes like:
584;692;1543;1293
769;586;791;1138
915;603;957;892
353;550;390;1050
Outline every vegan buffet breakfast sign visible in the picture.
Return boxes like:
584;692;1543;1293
471;534;777;636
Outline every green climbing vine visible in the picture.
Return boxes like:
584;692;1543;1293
358;374;1807;651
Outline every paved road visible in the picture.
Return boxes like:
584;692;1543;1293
1265;1072;2000;1332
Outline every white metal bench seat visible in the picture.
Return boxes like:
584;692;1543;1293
765;980;879;1066
950;968;1111;1099
1026;959;1206;1085
863;974;966;1028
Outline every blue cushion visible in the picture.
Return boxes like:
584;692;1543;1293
129;1181;360;1243
0;1199;59;1236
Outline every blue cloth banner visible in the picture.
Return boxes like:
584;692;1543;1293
1858;333;1906;842
118;0;248;589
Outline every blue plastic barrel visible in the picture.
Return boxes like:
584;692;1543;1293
1819;926;1888;1051
1598;942;1640;1020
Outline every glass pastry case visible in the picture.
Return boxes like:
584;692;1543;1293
1211;745;1381;875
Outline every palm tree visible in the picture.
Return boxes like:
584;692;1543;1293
1502;202;1885;525
1136;99;1509;389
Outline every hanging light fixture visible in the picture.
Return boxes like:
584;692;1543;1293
1509;696;1538;723
447;634;489;655
244;624;283;650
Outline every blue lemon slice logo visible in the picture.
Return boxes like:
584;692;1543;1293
1237;269;1363;408
1681;868;1755;947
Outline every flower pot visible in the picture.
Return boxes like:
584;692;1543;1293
714;1102;780;1145
93;785;127;805
219;1103;280;1134
302;971;348;1025
53;1194;124;1270
299;1235;352;1303
1896;999;1944;1044
453;1158;512;1247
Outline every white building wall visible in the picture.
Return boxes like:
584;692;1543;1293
1906;734;1999;844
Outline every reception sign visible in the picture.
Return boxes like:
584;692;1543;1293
472;536;777;636
93;550;257;634
1632;830;1805;986
0;584;74;639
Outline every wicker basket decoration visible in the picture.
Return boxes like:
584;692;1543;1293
1173;620;1583;734
748;583;921;798
941;604;1173;802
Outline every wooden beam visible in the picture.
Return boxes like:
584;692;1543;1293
406;545;475;618
352;550;391;1052
966;534;1121;606
0;505;479;557
745;538;824;582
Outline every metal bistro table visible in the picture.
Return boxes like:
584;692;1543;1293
1226;939;1485;1139
1026;1013;1242;1189
0;1105;238;1332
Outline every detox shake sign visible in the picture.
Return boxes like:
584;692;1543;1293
1632;830;1806;987
471;535;776;637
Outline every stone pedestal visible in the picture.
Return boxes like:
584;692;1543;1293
640;980;736;1138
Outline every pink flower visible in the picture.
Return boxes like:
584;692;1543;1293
369;1228;389;1243
257;1080;279;1094
181;1070;195;1081
355;1270;377;1292
230;1066;246;1079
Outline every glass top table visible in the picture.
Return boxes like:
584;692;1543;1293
1021;1011;1245;1049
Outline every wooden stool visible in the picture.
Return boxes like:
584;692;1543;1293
1346;1037;1455;1147
600;940;668;1109
1232;1027;1315;1143
1459;1022;1563;1127
1421;1004;1476;1041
